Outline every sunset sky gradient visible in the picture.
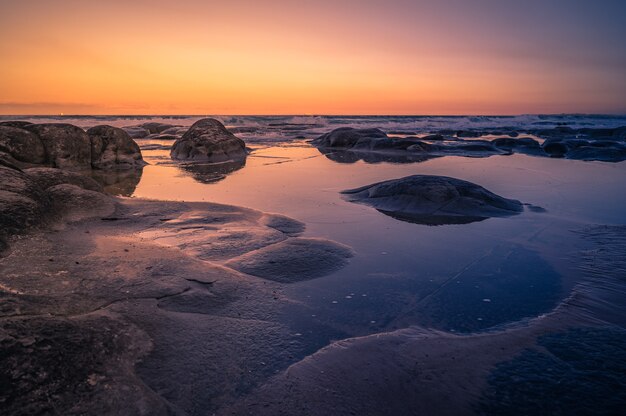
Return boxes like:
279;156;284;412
1;0;625;115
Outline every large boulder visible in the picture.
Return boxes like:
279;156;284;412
342;175;524;225
170;118;246;162
87;125;145;170
25;123;92;170
0;126;47;166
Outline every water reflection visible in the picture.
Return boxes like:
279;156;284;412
178;159;246;184
318;147;440;164
91;167;144;196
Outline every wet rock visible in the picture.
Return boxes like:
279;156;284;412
170;118;247;162
87;125;145;170
456;130;483;138
312;127;388;148
47;184;116;222
140;122;176;134
0;316;168;415
122;126;150;139
146;134;179;141
342;175;523;225
24;167;104;192
492;137;540;151
0;152;22;170
225;238;354;282
492;137;543;155
421;134;445;141
566;144;626;162
542;140;569;157
0;126;47;166
25;123;92;170
260;213;305;236
0;165;49;237
160;126;187;136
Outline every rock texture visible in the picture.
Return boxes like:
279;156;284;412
25;123;92;170
0;126;47;166
0;165;50;238
170;118;247;162
0;122;146;171
24;167;104;192
87;125;146;169
342;175;524;225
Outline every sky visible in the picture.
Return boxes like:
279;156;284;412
1;0;625;115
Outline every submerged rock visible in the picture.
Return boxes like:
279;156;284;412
170;118;247;162
87;125;146;170
342;175;523;225
225;238;354;283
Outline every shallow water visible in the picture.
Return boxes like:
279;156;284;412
139;145;624;336
11;115;626;412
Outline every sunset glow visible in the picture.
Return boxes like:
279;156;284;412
1;0;625;115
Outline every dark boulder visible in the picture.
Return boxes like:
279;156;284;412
140;122;176;134
25;124;92;170
492;137;540;150
122;126;150;139
87;125;145;170
312;128;388;148
542;140;569;157
0;126;47;166
342;175;524;226
170;118;247;162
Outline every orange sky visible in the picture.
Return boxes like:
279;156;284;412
1;0;625;115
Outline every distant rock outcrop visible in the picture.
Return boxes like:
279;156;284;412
342;175;524;225
170;118;247;162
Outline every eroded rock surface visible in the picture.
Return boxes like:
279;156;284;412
25;123;93;170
